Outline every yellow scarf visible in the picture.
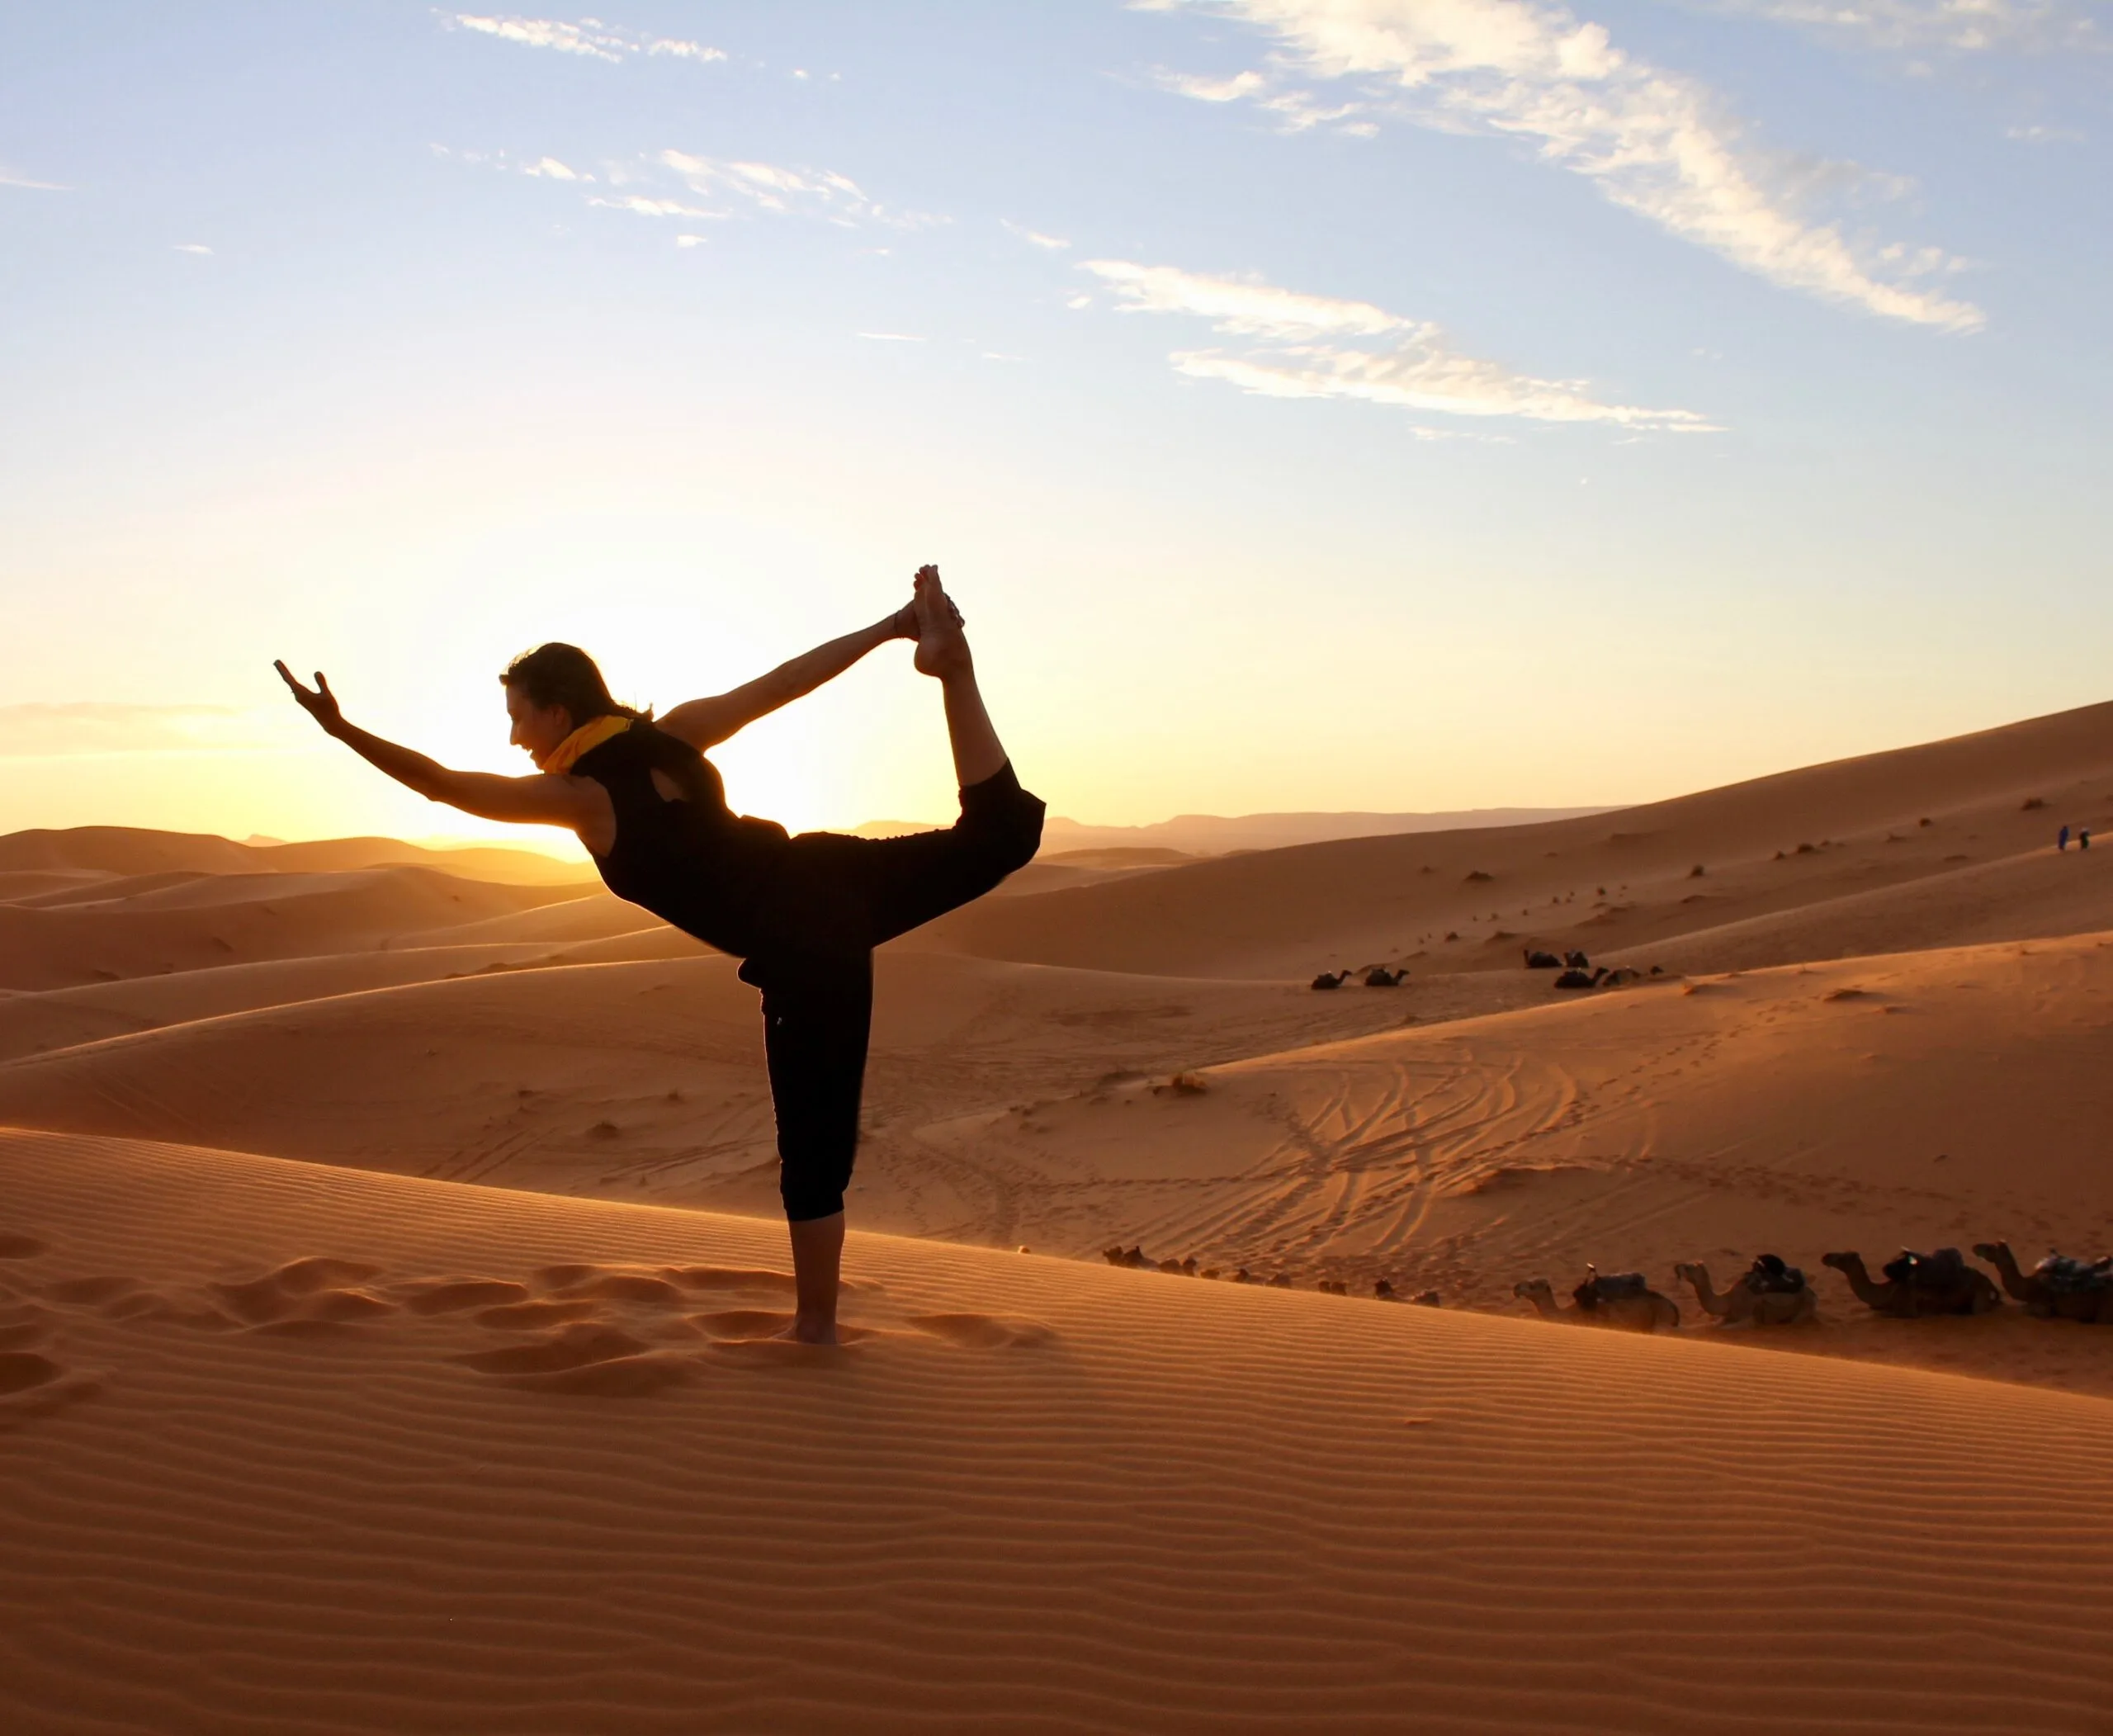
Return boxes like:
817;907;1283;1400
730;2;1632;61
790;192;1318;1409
536;713;631;774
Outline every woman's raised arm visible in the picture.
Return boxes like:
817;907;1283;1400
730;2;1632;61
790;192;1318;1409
274;662;590;829
656;607;916;750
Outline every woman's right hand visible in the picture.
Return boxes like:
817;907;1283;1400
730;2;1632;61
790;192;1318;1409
274;660;344;735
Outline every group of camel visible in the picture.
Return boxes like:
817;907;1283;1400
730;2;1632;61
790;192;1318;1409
1511;1242;2113;1333
1098;1239;2112;1329
1306;951;1666;992
1521;948;1655;990
1099;1244;1437;1303
1310;966;1409;991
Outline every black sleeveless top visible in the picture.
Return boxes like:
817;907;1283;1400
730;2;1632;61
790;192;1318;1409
571;721;790;958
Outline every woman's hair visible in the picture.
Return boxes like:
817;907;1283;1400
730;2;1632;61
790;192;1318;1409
499;643;646;727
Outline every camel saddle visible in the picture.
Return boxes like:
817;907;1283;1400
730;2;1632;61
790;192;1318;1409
1747;1253;1807;1294
2035;1252;2113;1294
1882;1246;1968;1288
1572;1270;1650;1310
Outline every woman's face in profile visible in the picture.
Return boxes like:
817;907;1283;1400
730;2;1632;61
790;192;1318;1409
504;685;573;762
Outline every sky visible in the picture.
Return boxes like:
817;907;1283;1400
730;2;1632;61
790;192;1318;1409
2;0;2107;857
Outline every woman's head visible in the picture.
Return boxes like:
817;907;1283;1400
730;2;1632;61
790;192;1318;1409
499;642;639;759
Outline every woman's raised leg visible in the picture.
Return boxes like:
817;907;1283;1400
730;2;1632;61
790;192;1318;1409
912;565;1006;787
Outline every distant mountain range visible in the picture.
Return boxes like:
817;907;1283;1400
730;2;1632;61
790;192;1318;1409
856;807;1614;858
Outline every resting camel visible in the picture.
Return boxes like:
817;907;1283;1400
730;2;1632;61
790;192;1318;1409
1523;948;1562;970
1973;1242;2113;1323
1553;967;1608;991
1311;969;1352;991
1822;1247;2002;1317
1364;966;1408;986
1513;1272;1680;1332
1564;950;1591;969
1674;1256;1817;1327
1602;967;1643;986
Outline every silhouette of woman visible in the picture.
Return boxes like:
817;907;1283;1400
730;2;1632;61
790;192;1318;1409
277;565;1042;1342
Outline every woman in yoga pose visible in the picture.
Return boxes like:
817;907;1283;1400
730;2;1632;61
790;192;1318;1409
277;565;1042;1343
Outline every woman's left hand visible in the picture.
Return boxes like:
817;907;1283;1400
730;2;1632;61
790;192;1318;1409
274;660;344;735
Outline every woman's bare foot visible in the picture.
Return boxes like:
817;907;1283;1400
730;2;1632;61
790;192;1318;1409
775;1316;840;1346
912;565;973;681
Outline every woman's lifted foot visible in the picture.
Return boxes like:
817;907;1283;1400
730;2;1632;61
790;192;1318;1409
911;565;973;681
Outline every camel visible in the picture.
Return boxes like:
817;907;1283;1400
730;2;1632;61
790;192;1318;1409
1317;1280;1349;1296
1311;969;1352;991
1364;966;1408;986
1523;948;1562;970
1822;1247;2002;1317
1674;1256;1817;1327
1553;967;1608;991
1602;967;1643;986
1973;1242;2113;1323
1513;1272;1680;1332
1378;1281;1440;1305
1564;951;1591;969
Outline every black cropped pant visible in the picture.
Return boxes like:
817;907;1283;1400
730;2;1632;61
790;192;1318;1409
736;761;1044;1222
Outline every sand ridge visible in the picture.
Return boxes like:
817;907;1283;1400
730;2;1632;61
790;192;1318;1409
4;1126;2112;1735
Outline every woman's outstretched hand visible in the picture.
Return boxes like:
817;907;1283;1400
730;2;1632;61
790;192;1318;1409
274;660;344;736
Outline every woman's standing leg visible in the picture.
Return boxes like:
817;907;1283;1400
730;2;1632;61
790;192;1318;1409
746;952;874;1345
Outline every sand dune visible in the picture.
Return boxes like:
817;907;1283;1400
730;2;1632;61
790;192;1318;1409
0;865;591;991
0;955;1413;1221
919;698;2113;977
911;933;2113;1394
0;944;619;1063
9;704;2113;1730
0;823;585;884
5;1125;2111;1735
1613;844;2113;976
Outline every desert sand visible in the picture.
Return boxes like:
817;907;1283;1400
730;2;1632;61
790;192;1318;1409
7;699;2113;1731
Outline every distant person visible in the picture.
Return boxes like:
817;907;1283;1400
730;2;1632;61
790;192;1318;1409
2083;829;2093;851
278;565;1042;1345
2059;824;2071;852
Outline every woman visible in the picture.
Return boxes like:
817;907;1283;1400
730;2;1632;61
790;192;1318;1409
277;565;1042;1343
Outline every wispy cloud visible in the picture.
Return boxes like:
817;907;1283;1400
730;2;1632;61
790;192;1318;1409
1;166;69;192
0;704;285;758
1145;0;1985;332
1703;0;2101;53
1156;68;1269;101
654;151;942;229
442;140;939;233
587;192;716;219
446;14;725;64
1082;259;1714;430
1003;219;1072;250
172;243;214;256
857;331;926;342
2006;122;2086;143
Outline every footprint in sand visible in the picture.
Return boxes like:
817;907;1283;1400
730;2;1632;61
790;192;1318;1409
0;1341;102;1430
210;1256;398;1339
450;1321;691;1395
475;1298;603;1330
0;1232;48;1261
396;1278;532;1316
905;1313;1056;1350
0;1299;53;1352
